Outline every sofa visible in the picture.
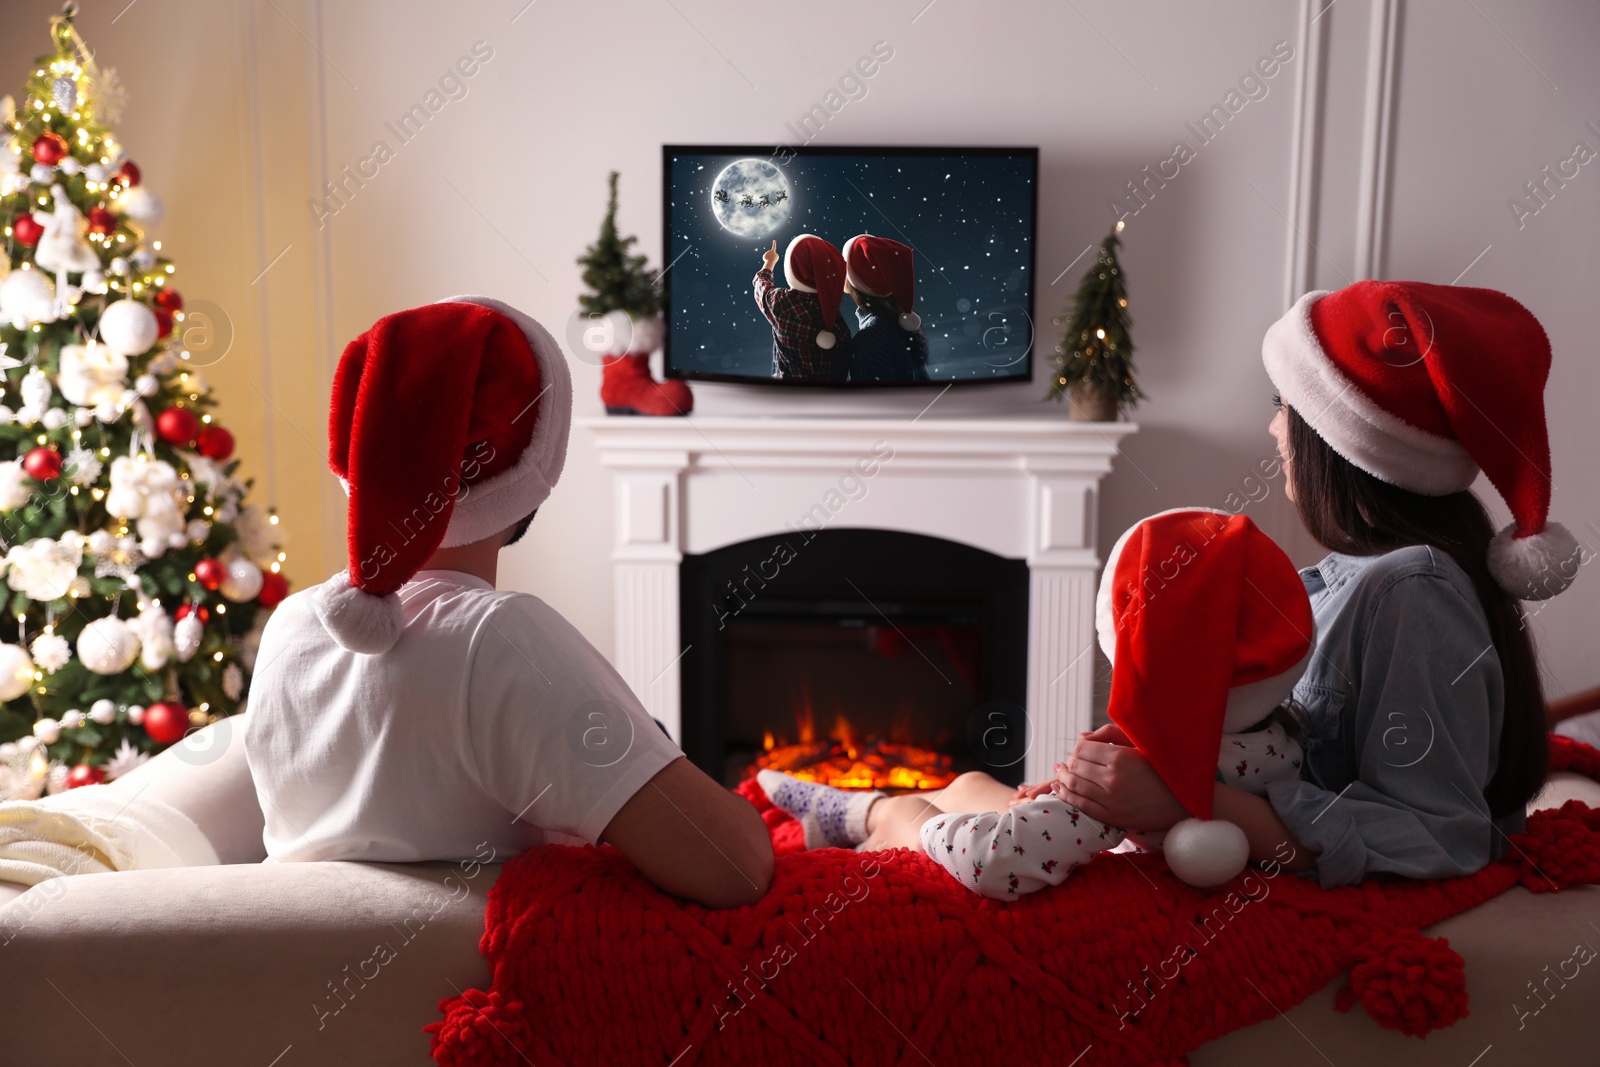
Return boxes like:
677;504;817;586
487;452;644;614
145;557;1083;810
2;717;1596;1065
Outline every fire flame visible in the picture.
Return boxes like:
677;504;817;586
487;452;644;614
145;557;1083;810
750;688;955;792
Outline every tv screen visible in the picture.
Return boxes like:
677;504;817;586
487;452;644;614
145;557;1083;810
662;145;1038;387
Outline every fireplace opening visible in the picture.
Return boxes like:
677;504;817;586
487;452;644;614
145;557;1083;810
680;529;1030;790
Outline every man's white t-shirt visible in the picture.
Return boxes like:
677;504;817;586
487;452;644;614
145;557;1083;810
244;570;683;863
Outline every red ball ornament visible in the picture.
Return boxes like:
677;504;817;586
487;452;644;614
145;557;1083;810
66;763;107;789
22;447;62;481
88;206;118;235
154;288;183;312
143;702;189;745
196;424;234;460
12;213;43;247
175;603;211;624
154;309;174;339
117;161;142;187
258;571;290;609
194;557;227;591
156;406;200;446
31;132;68;166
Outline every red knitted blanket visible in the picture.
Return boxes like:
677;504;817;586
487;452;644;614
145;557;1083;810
428;736;1600;1066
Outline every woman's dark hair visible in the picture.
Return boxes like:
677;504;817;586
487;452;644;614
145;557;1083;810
505;508;538;546
1286;406;1547;818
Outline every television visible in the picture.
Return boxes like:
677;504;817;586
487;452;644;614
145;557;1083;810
662;145;1039;387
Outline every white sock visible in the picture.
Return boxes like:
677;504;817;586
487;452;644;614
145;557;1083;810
757;770;883;849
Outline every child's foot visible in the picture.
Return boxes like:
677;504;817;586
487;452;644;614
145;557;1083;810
757;770;882;850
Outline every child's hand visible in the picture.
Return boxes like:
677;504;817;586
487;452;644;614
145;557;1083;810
1008;780;1058;808
1054;734;1189;832
761;240;779;271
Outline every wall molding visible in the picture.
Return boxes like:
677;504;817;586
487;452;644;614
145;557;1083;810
1354;0;1404;281
1282;0;1329;311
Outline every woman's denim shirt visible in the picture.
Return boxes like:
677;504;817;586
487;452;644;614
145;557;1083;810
1265;544;1524;888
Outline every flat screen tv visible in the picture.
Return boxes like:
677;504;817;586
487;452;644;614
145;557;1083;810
662;145;1038;387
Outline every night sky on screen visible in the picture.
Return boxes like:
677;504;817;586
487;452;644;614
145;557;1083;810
664;150;1035;383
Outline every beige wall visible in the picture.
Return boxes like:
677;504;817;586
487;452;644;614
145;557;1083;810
5;0;1596;697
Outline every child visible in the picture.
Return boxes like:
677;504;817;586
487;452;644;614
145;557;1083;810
840;233;929;382
761;509;1316;898
244;296;773;909
753;234;853;381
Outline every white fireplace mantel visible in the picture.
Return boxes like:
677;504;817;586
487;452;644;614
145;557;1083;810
581;414;1138;784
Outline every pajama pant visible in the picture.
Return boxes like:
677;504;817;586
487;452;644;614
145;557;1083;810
919;720;1303;899
918;796;1127;899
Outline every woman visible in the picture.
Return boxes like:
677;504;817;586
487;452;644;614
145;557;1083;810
763;280;1578;890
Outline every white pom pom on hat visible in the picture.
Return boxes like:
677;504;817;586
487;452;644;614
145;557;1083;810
311;294;573;654
1263;281;1580;600
816;329;836;350
843;233;920;332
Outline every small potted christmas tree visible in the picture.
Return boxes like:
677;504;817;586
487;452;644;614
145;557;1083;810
578;171;691;416
1045;220;1144;420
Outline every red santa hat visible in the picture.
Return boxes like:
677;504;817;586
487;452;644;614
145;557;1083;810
310;295;573;654
1095;509;1315;886
1263;281;1579;601
841;233;920;331
781;233;845;350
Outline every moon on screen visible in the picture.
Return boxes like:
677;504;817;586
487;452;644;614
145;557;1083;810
710;158;792;239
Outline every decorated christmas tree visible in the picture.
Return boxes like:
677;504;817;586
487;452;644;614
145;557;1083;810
1045;219;1144;414
0;9;288;799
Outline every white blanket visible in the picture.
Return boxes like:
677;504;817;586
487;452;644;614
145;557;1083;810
0;783;218;888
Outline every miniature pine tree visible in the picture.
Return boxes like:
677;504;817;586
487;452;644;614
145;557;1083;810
1045;220;1145;409
576;171;659;318
0;9;287;798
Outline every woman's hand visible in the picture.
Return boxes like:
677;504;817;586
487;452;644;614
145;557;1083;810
761;240;779;271
1055;728;1190;832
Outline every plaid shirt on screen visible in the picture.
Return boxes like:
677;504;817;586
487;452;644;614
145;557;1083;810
753;268;852;381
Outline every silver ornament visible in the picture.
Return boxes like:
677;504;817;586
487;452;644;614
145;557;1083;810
51;77;77;114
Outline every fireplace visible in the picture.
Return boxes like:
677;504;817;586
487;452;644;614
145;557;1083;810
581;414;1136;786
679;529;1029;788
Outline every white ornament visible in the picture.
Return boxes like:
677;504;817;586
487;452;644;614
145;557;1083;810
59;709;85;729
32;717;60;745
86;529;115;556
105;455;186;549
98;298;159;357
185;518;210;543
222;662;243;701
29;630;71;673
44;760;69;795
220;558;264;602
0;269;59;329
129;602;174;670
58;156;82;177
0;407;12;424
135;373;159;396
66;575;90;599
33;185;101;279
65;448;102;485
73;406;95;427
0;460;33;510
2;536;83;601
76;615;140;675
41;408;68;430
117;186;164;226
85;163;110;183
30;163;52;185
89;698;117;725
0;644;35;700
103;738;149;781
173;613;203;662
95;400;120;423
127;704;145;725
130;249;155;271
17;366;53;424
108;255;129;275
58;341;130;408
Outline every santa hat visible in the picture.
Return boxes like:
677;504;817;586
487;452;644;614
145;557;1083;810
310;295;573;654
1095;508;1315;887
1263;281;1579;601
781;234;845;350
841;233;920;331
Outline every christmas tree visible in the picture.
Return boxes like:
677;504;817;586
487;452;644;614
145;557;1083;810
576;170;659;320
1045;220;1144;410
0;10;288;799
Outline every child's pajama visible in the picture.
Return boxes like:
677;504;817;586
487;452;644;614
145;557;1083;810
919;721;1303;899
